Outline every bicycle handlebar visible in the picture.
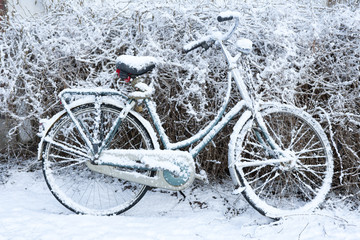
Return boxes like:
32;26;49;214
217;11;241;22
183;11;240;53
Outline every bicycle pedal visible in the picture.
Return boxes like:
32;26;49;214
195;170;209;183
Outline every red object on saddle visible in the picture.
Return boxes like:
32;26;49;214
116;69;131;83
124;76;131;83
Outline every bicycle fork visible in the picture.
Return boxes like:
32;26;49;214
230;64;296;168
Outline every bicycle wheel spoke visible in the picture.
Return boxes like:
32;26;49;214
300;135;318;151
286;174;313;201
293;168;320;191
289;122;305;149
289;127;311;150
296;162;325;181
246;140;266;150
290;172;317;199
83;182;93;207
255;172;280;198
121;126;144;149
241;149;265;160
49;144;89;160
50;159;88;172
261;173;278;200
66;128;87;148
243;164;269;178
264;119;285;149
297;147;326;155
250;170;278;188
298;155;327;160
48;153;85;165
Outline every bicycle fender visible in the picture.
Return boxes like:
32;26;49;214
37;97;159;161
228;109;253;184
227;103;289;184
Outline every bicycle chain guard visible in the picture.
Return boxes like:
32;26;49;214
86;149;196;191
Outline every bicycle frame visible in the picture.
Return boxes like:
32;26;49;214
58;76;248;161
145;42;252;157
57;38;281;162
146;42;282;158
56;13;284;165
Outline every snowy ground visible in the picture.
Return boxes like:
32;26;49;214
0;170;359;240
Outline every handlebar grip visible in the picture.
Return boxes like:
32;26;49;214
183;38;214;53
183;41;203;53
217;15;233;22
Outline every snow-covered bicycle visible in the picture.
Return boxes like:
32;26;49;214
38;11;333;219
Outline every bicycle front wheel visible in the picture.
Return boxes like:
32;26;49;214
228;103;333;218
42;103;156;215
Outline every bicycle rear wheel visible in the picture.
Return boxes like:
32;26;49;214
42;104;155;215
228;104;333;218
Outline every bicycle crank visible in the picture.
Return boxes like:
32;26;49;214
85;149;196;191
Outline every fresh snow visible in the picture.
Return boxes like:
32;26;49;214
97;149;193;175
1;170;359;240
128;82;154;99
116;55;158;72
217;11;242;20
235;38;253;54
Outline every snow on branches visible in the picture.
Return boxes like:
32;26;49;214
0;0;359;195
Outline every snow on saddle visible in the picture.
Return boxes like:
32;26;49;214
116;55;157;81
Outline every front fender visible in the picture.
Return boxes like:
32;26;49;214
37;97;159;161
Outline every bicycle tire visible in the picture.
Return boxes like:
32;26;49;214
42;103;155;215
228;103;333;218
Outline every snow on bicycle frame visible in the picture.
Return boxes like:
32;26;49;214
38;11;333;218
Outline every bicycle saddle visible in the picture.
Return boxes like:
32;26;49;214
116;55;157;80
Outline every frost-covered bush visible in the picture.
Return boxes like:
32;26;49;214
0;0;359;197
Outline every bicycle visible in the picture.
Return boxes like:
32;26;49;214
38;11;333;219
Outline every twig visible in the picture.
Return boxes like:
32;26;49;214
298;222;309;240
